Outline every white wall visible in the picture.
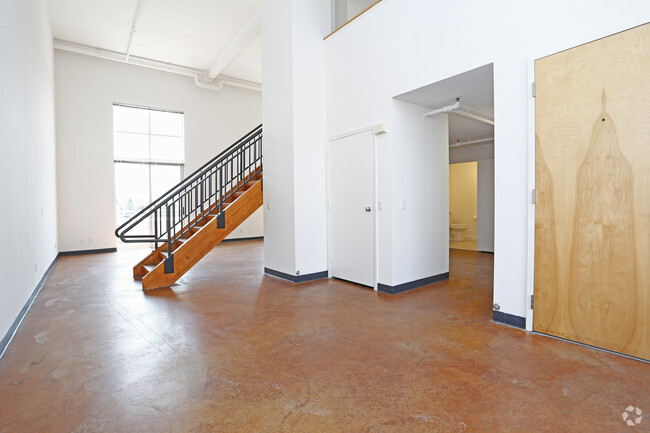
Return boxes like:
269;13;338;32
0;0;58;342
54;51;263;252
324;0;650;319
477;158;495;252
389;101;448;286
262;0;330;277
292;0;329;276
262;0;297;275
450;142;494;164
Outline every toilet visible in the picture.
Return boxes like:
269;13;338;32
449;224;468;241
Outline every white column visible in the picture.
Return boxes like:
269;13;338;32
262;0;330;280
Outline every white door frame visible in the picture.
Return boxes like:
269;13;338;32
525;58;536;332
326;126;378;290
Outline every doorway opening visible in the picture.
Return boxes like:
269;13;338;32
394;64;494;253
449;161;478;251
392;63;495;307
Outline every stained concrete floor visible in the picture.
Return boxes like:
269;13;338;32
0;241;648;432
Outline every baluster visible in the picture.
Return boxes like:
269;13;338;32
219;165;223;214
154;208;159;250
164;203;174;273
240;147;244;182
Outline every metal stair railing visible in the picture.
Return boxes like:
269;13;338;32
115;124;262;273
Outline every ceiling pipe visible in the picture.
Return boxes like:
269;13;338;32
423;101;460;117
54;39;199;75
194;73;262;92
452;109;495;126
53;39;262;92
125;0;143;61
219;75;264;92
423;98;494;125
449;137;494;148
193;75;224;92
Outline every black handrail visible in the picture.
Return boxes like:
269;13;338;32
115;124;262;273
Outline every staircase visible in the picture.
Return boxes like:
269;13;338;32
115;125;263;290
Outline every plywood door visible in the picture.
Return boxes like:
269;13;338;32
329;131;375;287
534;23;650;360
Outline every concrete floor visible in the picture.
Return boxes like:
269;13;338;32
0;241;648;432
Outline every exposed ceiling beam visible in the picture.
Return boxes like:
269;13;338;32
53;39;262;92
207;9;261;80
125;0;144;61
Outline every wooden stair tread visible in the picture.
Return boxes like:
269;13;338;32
180;229;198;239
132;167;262;290
140;178;263;290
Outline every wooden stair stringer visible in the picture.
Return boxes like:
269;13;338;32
131;170;262;280
141;179;263;290
134;250;165;280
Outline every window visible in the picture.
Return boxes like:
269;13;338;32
113;104;184;238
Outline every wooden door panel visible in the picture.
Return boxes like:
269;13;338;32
534;23;650;360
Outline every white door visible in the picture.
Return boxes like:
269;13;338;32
329;131;374;287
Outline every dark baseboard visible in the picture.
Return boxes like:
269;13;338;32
59;247;117;256
264;267;328;283
221;236;264;243
377;272;449;295
493;311;526;329
479;250;494;254
0;256;58;360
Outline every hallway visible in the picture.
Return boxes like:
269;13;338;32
0;242;648;432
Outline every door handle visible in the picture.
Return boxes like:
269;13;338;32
365;207;372;212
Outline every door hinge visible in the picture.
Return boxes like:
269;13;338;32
530;294;534;309
532;82;536;98
531;188;536;204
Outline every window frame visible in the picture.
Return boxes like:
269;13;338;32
112;103;186;238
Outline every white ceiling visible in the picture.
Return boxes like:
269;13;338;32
46;0;263;84
46;1;492;141
395;64;494;145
